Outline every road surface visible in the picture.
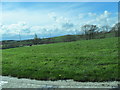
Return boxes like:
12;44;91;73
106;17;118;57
0;76;119;89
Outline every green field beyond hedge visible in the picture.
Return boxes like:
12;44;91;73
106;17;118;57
2;37;119;82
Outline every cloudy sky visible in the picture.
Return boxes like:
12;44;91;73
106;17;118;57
0;2;118;40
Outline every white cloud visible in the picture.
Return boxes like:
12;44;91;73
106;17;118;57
79;14;85;19
1;22;31;35
48;12;57;21
2;9;54;26
88;12;97;17
1;10;118;40
86;10;117;27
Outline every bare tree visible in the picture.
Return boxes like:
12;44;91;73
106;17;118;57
110;23;120;37
18;32;23;47
98;25;111;39
81;24;98;40
101;25;111;33
33;33;40;45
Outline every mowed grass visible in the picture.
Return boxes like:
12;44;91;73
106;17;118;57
2;37;119;82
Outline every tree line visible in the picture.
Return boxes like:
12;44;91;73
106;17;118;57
1;22;119;49
33;22;119;44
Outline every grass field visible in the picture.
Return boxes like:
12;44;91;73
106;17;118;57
2;37;119;82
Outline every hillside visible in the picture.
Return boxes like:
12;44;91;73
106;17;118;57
2;37;119;82
1;30;117;49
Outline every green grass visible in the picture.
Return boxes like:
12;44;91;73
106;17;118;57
2;37;119;82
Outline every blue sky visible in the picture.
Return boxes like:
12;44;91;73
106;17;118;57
0;2;118;40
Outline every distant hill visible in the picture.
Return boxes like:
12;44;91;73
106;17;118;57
1;30;118;49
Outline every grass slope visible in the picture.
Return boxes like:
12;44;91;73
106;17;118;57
2;37;119;82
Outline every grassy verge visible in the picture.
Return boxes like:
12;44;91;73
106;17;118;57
2;37;119;82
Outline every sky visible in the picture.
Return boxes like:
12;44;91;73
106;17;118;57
0;2;118;40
